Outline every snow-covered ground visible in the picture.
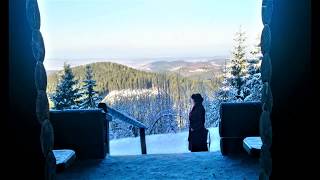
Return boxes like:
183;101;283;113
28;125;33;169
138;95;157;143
57;151;259;180
110;127;220;156
57;127;260;180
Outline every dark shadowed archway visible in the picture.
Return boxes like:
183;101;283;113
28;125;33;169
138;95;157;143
8;0;313;179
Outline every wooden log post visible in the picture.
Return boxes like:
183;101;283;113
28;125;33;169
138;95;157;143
98;103;111;155
139;128;147;154
105;116;110;154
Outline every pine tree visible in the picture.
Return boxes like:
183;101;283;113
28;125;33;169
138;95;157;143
229;26;248;99
50;63;82;110
212;28;249;127
248;36;262;75
215;58;238;103
80;65;101;109
243;37;263;102
212;59;237;127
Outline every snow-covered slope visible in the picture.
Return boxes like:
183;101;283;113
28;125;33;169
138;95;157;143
102;89;159;104
110;127;220;156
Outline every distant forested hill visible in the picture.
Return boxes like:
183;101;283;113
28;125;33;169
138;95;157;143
47;62;220;99
138;59;224;80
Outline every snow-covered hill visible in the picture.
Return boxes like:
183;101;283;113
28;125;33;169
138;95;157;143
102;89;159;104
138;59;225;80
110;127;220;156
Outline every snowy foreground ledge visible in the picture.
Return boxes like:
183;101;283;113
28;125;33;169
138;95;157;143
58;128;260;179
57;151;259;180
110;127;220;155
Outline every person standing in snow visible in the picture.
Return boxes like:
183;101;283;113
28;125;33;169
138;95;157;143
188;93;208;152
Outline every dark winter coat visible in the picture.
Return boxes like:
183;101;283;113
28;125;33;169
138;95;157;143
188;103;208;152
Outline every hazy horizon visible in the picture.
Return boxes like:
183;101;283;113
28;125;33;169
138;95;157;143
44;56;228;71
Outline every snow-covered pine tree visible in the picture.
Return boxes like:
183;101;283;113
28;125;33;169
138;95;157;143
50;63;82;110
248;38;262;75
210;59;237;127
80;65;101;109
215;58;238;103
243;37;263;102
210;28;249;126
229;26;248;100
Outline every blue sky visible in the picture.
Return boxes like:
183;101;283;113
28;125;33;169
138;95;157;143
38;0;263;70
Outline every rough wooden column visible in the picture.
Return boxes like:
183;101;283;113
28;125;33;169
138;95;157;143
259;0;273;179
98;103;112;155
26;0;56;179
269;0;311;178
9;0;49;179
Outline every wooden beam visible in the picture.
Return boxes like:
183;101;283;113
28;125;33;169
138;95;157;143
99;103;147;128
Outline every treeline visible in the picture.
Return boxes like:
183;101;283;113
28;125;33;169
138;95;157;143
47;62;221;100
48;62;154;95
